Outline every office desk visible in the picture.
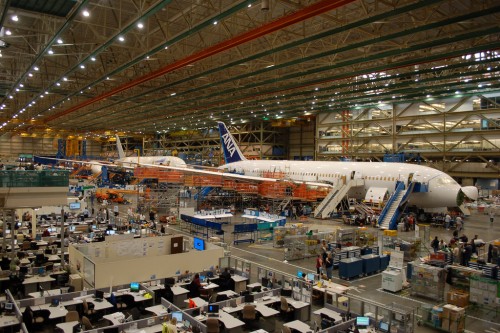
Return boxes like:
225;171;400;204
22;275;55;294
231;275;248;293
285;297;310;321
46;254;61;262
111;290;151;303
31;303;68;320
103;311;125;325
89;297;114;312
56;320;79;333
184;297;207;308
313;308;343;322
0;314;20;330
284;320;313;333
217;290;238;298
246;282;262;290
171;286;189;308
196;311;244;332
28;288;61;298
202;282;219;290
145;304;170;316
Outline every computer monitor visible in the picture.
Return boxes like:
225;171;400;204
4;303;13;311
207;304;219;314
193;237;205;251
130;282;140;292
356;316;370;327
379;321;390;333
20;266;29;275
207;271;214;278
307;273;315;282
38;267;45;275
95;290;104;299
35;234;42;241
69;226;76;232
69;202;81;210
200;275;206;283
280;288;292;297
47;228;52;233
244;294;254;303
297;270;303;278
251;286;261;293
91;225;97;230
171;311;183;322
107;230;116;235
51;298;60;306
184;320;191;329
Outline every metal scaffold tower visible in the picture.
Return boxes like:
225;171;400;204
137;184;181;215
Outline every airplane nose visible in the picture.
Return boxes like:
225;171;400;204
461;186;478;201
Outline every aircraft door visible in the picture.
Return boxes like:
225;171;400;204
407;173;414;186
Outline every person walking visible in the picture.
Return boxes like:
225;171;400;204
455;215;463;231
444;213;451;230
316;255;323;275
325;253;334;279
431;236;439;253
489;210;495;223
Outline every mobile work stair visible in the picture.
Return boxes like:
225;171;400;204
314;178;364;219
354;202;376;216
378;181;415;230
194;187;214;200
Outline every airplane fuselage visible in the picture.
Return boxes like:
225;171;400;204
219;160;465;208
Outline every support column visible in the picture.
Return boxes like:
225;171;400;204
2;210;6;254
31;209;37;239
60;209;65;266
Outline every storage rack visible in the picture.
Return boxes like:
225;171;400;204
410;262;446;301
273;225;308;248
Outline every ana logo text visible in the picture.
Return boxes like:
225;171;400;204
222;133;236;157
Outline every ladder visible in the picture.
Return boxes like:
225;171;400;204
314;178;364;219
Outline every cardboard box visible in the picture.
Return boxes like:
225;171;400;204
384;230;397;236
447;291;469;307
441;318;450;331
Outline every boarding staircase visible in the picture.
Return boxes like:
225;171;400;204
378;181;415;230
314;178;364;219
194;187;214;200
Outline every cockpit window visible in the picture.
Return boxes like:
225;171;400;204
434;176;457;185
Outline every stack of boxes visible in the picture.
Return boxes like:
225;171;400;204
442;304;465;333
469;275;500;305
447;290;469;307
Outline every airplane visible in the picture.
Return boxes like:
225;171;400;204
214;121;478;209
36;135;187;176
136;121;477;211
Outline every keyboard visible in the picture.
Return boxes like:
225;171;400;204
94;298;103;302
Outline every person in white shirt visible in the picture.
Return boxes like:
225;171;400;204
455;216;463;231
444;214;451;230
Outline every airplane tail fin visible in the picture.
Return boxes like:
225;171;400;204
217;122;247;164
115;135;126;159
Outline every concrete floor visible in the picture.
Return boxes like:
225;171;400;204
162;199;500;333
99;190;500;333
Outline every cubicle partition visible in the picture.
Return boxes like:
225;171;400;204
69;234;224;289
3;290;25;333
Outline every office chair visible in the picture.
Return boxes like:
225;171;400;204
82;316;94;330
206;318;221;333
33;309;50;329
242;304;258;328
280;297;294;321
282;326;292;333
82;299;96;319
65;310;80;322
165;277;176;286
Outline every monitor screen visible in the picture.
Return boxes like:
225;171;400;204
356;317;370;326
297;270;303;278
92;225;97;230
69;202;81;210
193;237;205;251
51;298;59;306
280;288;292;297
47;228;52;233
20;266;29;274
207;304;219;314
200;275;206;283
95;290;104;299
307;273;315;281
38;267;45;275
379;321;389;332
130;282;140;292
184;320;191;329
107;230;115;235
244;294;254;303
4;303;13;311
69;226;76;232
171;311;183;322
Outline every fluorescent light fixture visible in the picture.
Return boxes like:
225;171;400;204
11;15;19;22
137;22;144;29
82;10;90;17
118;36;125;42
57;38;63;44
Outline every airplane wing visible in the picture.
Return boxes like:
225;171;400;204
137;162;332;187
34;156;134;170
136;162;278;183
